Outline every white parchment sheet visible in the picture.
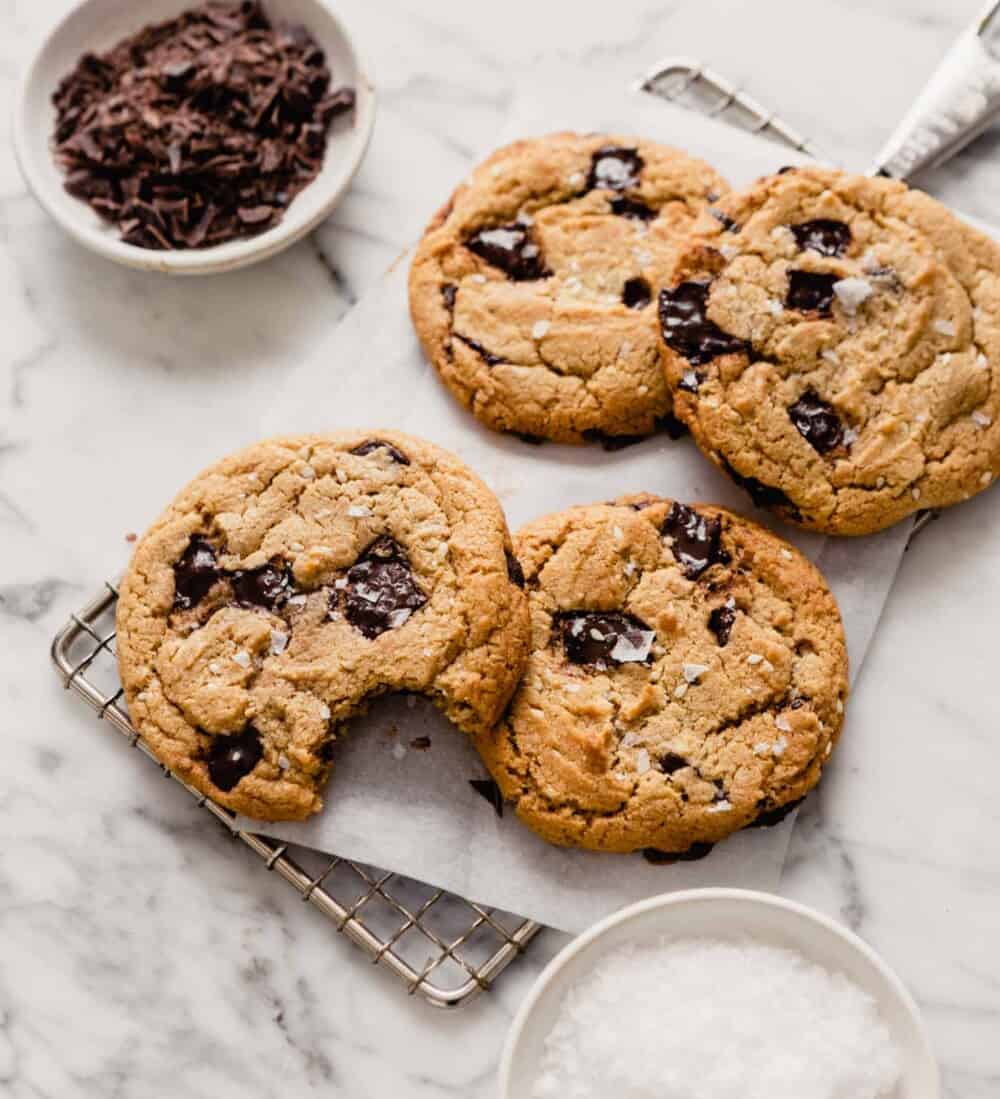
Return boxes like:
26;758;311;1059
241;78;913;934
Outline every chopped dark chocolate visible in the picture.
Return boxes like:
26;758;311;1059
51;1;355;250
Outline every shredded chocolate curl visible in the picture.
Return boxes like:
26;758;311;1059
52;1;356;250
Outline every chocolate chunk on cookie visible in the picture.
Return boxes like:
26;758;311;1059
408;132;730;444
658;166;1000;534
472;496;848;854
116;431;531;821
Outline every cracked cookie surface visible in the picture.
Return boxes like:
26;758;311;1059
116;431;531;821
408;132;729;444
658;166;1000;534
471;497;848;855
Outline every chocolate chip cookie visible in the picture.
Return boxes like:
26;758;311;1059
472;496;848;856
409;132;729;445
658;166;1000;534
116;432;531;820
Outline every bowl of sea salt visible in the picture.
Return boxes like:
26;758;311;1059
500;888;938;1099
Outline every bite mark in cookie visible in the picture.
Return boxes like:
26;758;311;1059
116;432;531;821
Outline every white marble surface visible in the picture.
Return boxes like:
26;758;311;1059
1;0;998;1096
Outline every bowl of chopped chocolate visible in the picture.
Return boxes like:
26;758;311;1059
13;0;374;274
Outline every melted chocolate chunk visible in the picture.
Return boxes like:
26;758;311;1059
659;752;688;775
642;842;715;864
708;600;737;646
786;270;838;315
469;777;504;817
173;536;222;610
206;725;263;792
466;224;549;280
709;208;738;232
582;429;645;451
776;165;797;175
556;611;653;668
587;147;643;191
231;562;293;610
455;333;504;366
658;282;749;366
609;195;656;221
505;549;525;588
622;276;652;310
410;736;432;750
350;439;410;464
659;413;689;440
662;502;727;580
749;796;805;829
791;219;852;258
720;460;802;519
788;391;844;453
441;283;456;310
337;535;427;639
508;431;546;446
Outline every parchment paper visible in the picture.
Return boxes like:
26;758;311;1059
238;76;912;934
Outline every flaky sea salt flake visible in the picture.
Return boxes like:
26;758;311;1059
833;277;872;314
682;662;708;683
611;630;655;664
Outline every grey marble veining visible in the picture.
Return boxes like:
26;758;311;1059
1;0;998;1095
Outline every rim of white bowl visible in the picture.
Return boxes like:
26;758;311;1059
498;887;939;1099
11;0;376;275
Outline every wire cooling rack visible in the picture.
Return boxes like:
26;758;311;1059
51;60;929;1011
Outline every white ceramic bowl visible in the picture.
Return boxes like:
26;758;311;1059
12;0;375;275
500;888;939;1099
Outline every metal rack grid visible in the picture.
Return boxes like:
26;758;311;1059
51;583;542;1010
51;59;929;1011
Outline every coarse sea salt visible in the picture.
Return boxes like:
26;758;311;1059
530;938;901;1099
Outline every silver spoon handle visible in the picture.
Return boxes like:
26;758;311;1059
871;0;1000;179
